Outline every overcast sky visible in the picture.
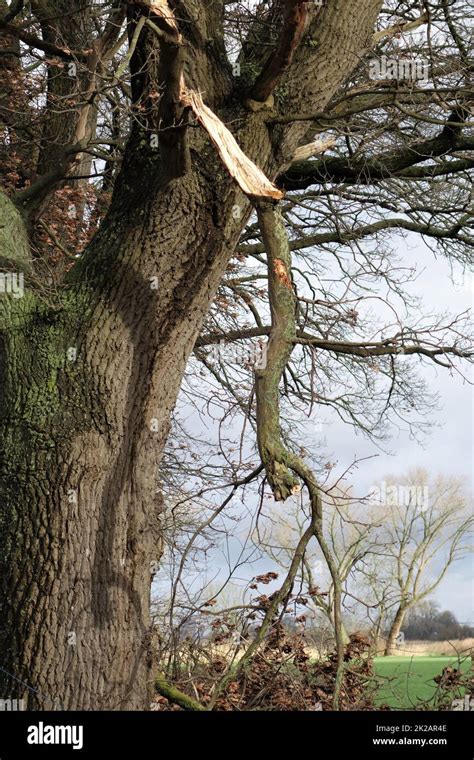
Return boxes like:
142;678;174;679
316;240;473;623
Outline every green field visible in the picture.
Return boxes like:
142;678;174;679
373;656;471;709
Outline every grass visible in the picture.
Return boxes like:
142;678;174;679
373;655;471;709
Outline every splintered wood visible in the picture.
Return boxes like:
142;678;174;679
292;137;336;162
273;258;293;290
137;1;283;200
182;89;283;200
144;0;180;35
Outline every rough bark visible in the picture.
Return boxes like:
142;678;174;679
0;163;253;708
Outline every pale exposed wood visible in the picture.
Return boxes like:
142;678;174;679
292;136;336;162
372;14;428;44
136;0;180;36
183;89;284;200
140;2;282;198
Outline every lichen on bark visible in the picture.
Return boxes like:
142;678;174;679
0;191;32;272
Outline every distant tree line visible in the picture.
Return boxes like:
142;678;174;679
401;602;474;641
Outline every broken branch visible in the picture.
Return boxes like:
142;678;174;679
140;1;281;195
183;90;284;200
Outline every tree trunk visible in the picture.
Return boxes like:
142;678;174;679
0;152;255;707
384;605;407;656
0;20;273;701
